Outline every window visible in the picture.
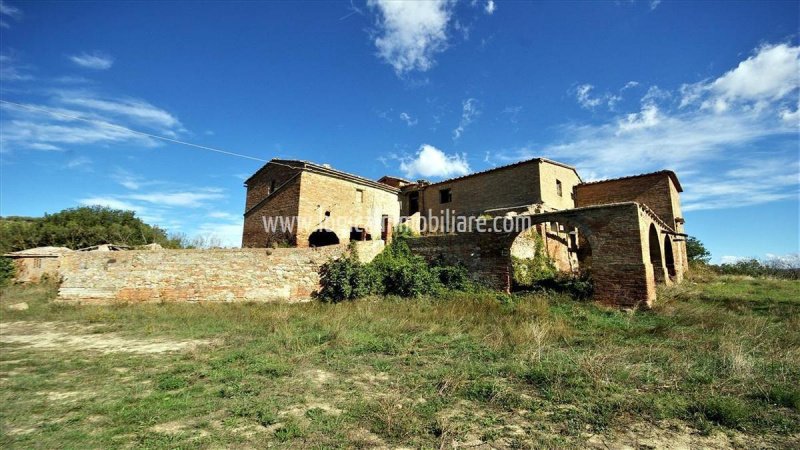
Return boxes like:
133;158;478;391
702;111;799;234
33;258;41;269
408;192;419;214
269;180;276;194
556;179;563;197
356;189;364;203
439;188;452;204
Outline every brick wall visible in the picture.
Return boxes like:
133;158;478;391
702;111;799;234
405;160;580;233
242;164;303;247
295;171;399;248
56;241;384;305
405;203;673;308
574;173;681;227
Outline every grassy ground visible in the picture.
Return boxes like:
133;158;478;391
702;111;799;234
0;272;798;448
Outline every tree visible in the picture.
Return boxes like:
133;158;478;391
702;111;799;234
685;236;711;264
0;206;185;253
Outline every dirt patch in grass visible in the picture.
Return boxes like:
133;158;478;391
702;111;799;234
584;420;794;449
0;321;213;354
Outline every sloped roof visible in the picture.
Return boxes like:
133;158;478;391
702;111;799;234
578;170;683;192
3;246;73;257
246;159;400;194
417;157;582;189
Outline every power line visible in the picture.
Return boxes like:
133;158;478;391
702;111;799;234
0;98;268;162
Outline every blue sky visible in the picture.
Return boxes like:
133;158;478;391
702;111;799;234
0;0;798;262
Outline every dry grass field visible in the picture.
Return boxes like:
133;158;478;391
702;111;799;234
1;271;798;448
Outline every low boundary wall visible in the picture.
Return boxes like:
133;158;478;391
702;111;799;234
57;241;383;304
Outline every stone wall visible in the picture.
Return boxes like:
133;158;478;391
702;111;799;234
57;241;384;305
406;203;677;308
296;171;400;248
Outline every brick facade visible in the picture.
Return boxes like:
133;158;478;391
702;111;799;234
242;160;399;248
237;157;688;308
400;159;581;233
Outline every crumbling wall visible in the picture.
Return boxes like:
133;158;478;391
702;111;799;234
9;257;61;283
406;203;676;308
57;241;384;305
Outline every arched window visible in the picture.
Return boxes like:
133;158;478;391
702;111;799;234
308;230;340;247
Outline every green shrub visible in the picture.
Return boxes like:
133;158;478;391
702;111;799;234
318;239;476;301
432;263;473;291
0;257;15;287
317;255;380;302
371;239;439;297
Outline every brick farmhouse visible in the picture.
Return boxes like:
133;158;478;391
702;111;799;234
242;158;689;307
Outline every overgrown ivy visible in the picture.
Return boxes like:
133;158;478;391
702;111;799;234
511;231;557;287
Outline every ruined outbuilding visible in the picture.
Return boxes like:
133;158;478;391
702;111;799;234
242;157;689;307
3;246;73;283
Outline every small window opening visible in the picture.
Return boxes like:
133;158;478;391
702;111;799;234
556;179;563;197
356;189;364;203
269;180;276;194
33;258;41;269
439;188;452;204
409;192;420;215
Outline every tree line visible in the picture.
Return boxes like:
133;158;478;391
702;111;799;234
0;206;188;254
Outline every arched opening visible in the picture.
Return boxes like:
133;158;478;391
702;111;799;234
648;224;665;283
308;229;340;247
664;235;676;278
509;220;592;298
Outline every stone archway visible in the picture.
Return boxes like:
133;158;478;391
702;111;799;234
509;221;584;287
406;202;663;308
648;224;665;283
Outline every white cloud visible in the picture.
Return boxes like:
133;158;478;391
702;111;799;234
208;211;238;220
680;43;800;112
194;221;243;248
720;255;747;264
453;98;479;139
574;83;622;110
66;156;92;169
485;0;496;15
764;253;800;269
500;42;800;212
59;95;182;131
780;103;799;124
79;196;143;213
0;0;21;28
367;0;455;75
0;90;185;152
616;103;660;134
127;189;224;208
0;53;33;81
399;112;418;126
68;52;114;70
400;143;470;179
649;0;662;10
